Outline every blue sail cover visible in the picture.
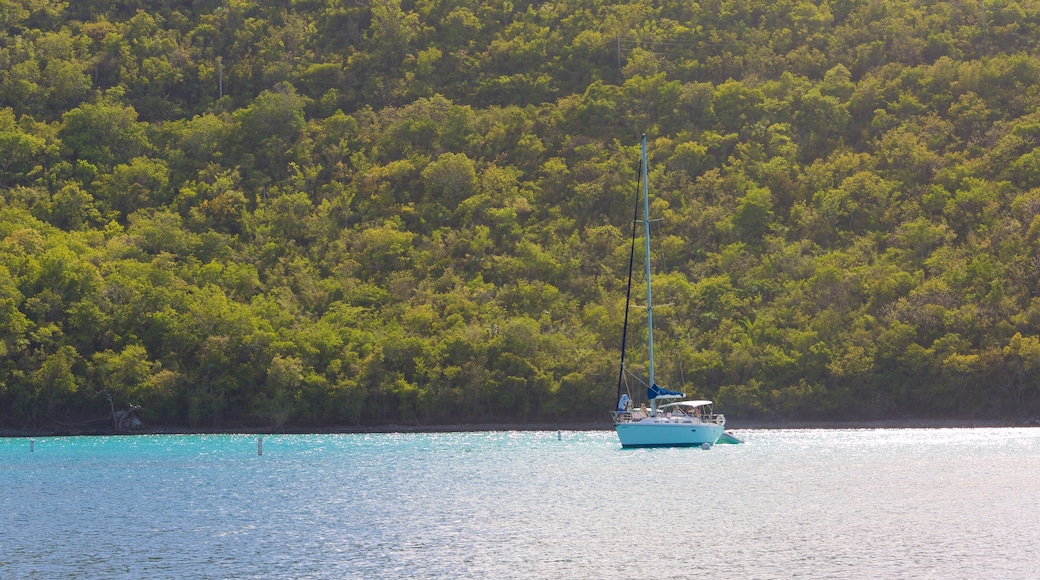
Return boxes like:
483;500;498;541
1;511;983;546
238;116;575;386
648;384;685;400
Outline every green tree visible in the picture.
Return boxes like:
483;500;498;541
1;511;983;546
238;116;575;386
59;96;150;169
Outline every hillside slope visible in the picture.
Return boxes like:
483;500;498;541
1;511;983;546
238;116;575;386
2;0;1040;429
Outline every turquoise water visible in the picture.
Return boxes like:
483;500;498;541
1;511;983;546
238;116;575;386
2;429;1039;578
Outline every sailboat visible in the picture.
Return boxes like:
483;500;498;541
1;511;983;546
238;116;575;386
611;135;726;448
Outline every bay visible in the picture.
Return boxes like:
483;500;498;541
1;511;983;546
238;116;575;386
1;428;1039;579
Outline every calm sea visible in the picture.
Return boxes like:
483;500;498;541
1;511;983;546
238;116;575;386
1;428;1038;579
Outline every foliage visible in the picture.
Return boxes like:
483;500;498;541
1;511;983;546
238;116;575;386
4;0;1040;430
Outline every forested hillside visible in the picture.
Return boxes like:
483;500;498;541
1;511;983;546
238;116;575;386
3;0;1040;431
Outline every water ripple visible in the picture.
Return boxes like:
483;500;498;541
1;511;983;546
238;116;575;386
1;429;1039;578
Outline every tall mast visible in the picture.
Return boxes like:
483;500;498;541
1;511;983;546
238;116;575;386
642;135;658;416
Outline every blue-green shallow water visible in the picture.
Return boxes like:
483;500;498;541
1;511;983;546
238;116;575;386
2;429;1039;579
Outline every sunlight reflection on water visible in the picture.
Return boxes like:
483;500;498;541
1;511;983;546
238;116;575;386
2;428;1039;578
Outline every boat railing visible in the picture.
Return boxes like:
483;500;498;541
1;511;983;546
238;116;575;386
611;410;652;424
613;409;723;425
687;412;725;425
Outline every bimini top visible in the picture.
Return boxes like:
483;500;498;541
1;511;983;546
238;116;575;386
648;384;685;400
659;400;714;409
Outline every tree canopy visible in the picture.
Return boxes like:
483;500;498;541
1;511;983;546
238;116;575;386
3;0;1040;431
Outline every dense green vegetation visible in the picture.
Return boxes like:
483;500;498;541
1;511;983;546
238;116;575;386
3;0;1040;431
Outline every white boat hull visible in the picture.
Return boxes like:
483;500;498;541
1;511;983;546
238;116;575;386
615;419;725;448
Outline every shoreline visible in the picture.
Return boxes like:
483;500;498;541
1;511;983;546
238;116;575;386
2;417;1036;438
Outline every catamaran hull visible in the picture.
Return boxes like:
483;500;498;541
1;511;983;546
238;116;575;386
615;422;725;447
